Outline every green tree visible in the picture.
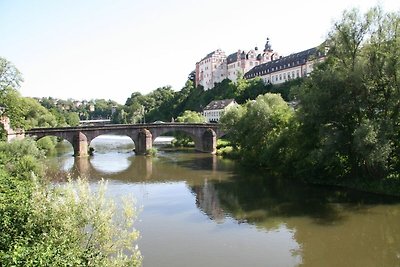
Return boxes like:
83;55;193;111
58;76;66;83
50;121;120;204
0;90;58;130
176;110;205;123
66;112;80;126
146;86;176;122
0;57;23;93
293;7;400;180
221;93;294;165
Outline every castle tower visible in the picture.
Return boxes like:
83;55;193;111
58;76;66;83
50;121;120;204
264;37;272;52
261;37;277;63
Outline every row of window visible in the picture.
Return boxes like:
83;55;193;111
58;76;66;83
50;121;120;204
248;58;309;78
204;110;223;117
262;69;308;84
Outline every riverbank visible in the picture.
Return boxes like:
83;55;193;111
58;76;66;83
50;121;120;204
217;143;400;197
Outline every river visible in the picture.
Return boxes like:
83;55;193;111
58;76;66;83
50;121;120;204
45;135;400;267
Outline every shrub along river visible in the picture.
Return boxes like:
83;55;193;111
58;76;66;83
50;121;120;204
45;135;400;267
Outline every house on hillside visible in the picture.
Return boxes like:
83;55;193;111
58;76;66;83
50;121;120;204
202;99;238;123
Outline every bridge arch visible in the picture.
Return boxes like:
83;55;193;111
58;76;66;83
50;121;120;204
35;134;74;152
32;132;88;157
149;126;216;153
34;132;74;145
89;134;135;152
83;128;151;155
84;129;138;145
149;127;200;148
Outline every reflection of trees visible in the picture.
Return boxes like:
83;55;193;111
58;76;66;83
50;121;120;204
189;169;400;266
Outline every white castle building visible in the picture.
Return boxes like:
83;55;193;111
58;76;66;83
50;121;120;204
244;47;326;84
195;38;326;90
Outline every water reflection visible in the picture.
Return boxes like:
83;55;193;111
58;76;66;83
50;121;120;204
72;154;153;181
46;139;400;267
64;151;234;185
190;171;400;267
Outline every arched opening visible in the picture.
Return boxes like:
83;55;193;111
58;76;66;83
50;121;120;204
36;135;74;156
89;134;135;154
79;134;137;175
36;135;75;180
152;129;199;152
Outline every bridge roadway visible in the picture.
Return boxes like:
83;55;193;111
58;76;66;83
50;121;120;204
26;123;224;157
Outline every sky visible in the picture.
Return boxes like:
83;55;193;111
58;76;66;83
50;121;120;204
0;0;399;104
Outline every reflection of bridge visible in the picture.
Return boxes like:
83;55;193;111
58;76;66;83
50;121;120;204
26;123;224;156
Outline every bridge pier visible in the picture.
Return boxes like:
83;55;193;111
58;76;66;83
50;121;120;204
135;129;152;155
196;128;216;154
73;132;89;157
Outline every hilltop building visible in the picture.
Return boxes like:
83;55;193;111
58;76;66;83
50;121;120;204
195;38;326;90
195;38;278;90
202;99;238;123
195;49;227;90
226;38;277;83
244;47;327;84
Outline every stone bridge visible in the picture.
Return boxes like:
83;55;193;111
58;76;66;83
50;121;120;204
26;123;224;157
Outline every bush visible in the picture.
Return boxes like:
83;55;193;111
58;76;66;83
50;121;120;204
171;135;195;148
146;147;158;156
0;140;142;266
216;139;231;149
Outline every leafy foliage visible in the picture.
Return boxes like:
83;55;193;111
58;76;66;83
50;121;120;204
220;93;294;166
0;140;142;266
292;7;400;181
0;57;23;93
176;110;205;123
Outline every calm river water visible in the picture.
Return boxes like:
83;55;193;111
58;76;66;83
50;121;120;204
45;135;400;267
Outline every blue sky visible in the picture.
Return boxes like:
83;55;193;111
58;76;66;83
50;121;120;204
1;0;399;104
